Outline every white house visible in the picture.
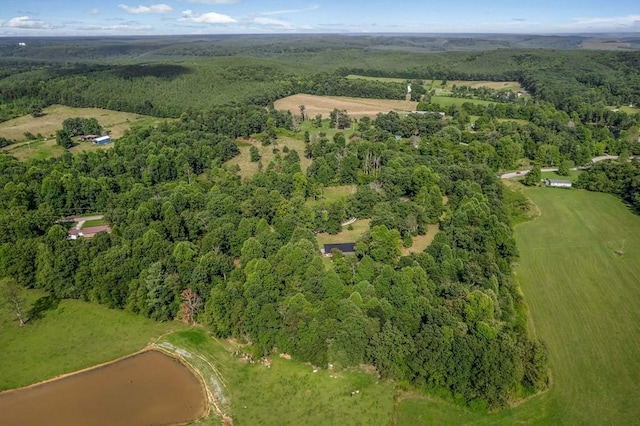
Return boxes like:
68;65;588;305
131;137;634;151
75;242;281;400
93;135;111;145
545;179;572;188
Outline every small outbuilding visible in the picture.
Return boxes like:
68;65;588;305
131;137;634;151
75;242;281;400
545;179;572;188
322;243;356;257
93;135;111;145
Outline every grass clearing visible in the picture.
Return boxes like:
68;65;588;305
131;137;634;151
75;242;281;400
225;136;311;180
82;218;107;228
345;75;523;93
307;184;358;207
0;105;161;161
541;170;582;182
401;224;439;256
397;187;640;424
316;219;370;247
431;80;523;91
275;94;417;118
607;105;639;114
0;104;158;142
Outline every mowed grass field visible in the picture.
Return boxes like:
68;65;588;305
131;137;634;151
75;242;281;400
274;94;417;118
397;187;640;424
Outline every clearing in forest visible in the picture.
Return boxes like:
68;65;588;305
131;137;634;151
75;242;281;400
306;185;357;207
401;224;440;256
0;105;157;142
225;136;311;180
397;187;640;424
275;94;417;118
315;219;370;248
0;105;160;161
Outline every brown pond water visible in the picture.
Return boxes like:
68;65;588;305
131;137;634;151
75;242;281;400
0;350;207;426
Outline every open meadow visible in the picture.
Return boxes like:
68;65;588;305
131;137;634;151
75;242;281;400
0;105;160;161
225;136;312;180
0;104;157;142
275;94;417;118
397;187;640;424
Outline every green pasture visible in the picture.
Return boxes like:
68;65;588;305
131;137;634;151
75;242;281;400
164;330;395;426
82;218;107;228
398;187;640;424
541;170;582;182
0;295;180;391
311;184;357;205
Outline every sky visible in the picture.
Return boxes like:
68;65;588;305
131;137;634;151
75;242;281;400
0;0;639;36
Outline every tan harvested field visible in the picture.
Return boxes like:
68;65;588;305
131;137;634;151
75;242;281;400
0;105;157;142
0;350;206;426
275;94;417;118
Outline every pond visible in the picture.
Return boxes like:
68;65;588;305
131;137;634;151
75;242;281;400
0;350;207;425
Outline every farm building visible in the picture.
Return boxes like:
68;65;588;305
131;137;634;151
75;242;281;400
93;135;111;145
322;243;356;256
545;179;572;188
68;225;111;240
79;134;99;141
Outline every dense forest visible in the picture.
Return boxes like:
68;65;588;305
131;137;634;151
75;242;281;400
1;36;639;410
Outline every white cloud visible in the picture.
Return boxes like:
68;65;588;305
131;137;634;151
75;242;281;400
261;5;319;16
253;17;293;28
86;8;100;15
183;0;239;3
568;14;640;30
81;23;153;31
180;9;237;24
1;16;53;29
118;4;173;14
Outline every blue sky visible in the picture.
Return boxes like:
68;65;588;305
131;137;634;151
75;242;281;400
1;0;639;36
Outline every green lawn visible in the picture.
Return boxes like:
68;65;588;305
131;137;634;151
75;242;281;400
307;185;358;208
316;219;370;247
397;187;640;424
0;295;181;391
541;170;582;182
82;218;107;228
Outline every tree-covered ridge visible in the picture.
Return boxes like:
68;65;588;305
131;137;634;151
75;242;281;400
1;48;639;123
0;99;553;409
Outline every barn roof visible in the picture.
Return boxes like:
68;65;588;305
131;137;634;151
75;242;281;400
324;243;356;253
